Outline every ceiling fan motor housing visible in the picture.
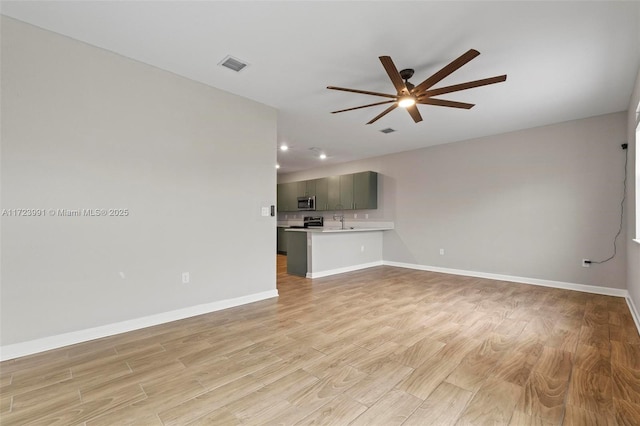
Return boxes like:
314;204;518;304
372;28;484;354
400;69;415;91
399;68;414;80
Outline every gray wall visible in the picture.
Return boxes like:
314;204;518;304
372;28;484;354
627;67;640;311
280;112;628;289
1;17;277;346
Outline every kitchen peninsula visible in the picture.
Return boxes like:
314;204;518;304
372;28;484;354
285;224;393;278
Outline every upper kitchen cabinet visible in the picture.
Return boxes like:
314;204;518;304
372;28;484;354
326;174;355;210
276;182;297;212
278;171;378;212
353;171;378;210
277;181;315;212
297;180;315;197
327;175;341;210
339;173;354;210
312;178;329;211
326;172;375;211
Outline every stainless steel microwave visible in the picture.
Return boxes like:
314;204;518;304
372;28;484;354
297;196;316;211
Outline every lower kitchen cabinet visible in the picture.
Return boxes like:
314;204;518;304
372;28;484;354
277;227;287;254
286;231;307;277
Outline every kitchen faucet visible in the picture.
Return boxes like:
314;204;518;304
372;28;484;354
333;204;345;229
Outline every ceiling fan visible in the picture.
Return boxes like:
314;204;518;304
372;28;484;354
327;49;507;124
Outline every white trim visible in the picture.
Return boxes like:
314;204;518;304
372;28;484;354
627;296;640;336
633;239;640;245
307;261;383;278
0;289;279;362
383;260;629;298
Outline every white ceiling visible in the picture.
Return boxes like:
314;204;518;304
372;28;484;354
2;1;639;174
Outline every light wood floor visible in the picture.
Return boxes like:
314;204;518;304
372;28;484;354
1;256;640;425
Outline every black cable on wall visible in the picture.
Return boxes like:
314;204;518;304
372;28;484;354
587;143;628;265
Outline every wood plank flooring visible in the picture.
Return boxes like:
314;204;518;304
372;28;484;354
1;255;639;425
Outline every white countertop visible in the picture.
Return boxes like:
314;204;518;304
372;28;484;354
284;226;393;233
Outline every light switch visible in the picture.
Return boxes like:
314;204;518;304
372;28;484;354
261;207;269;216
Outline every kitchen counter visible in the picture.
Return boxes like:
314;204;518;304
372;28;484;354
285;226;394;233
284;224;394;278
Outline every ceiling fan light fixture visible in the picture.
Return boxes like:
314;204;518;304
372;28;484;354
398;97;416;108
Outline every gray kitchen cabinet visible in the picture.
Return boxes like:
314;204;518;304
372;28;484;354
286;231;307;277
278;171;377;212
277;182;297;212
327;175;341;210
303;180;315;197
353;171;378;210
340;174;354;210
313;178;329;211
326;174;354;210
297;181;308;197
277;227;287;254
276;183;284;211
277;180;321;212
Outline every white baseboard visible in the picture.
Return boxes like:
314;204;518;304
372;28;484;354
307;261;384;278
0;289;279;362
383;260;629;298
627;296;640;336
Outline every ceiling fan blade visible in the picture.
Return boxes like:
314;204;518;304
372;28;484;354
406;104;423;123
331;100;396;114
366;104;398;124
412;49;480;94
418;75;507;98
379;56;410;96
327;86;397;99
417;98;475;109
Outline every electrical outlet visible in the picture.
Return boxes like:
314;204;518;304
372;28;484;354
439;248;445;255
361;245;365;252
182;272;190;283
365;214;369;219
354;213;358;219
261;207;269;216
582;259;590;268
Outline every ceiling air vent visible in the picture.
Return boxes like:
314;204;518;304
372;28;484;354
380;128;395;134
219;55;248;72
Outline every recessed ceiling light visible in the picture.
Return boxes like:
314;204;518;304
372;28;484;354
280;145;288;151
319;153;327;160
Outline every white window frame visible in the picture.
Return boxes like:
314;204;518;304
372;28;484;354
635;101;640;243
